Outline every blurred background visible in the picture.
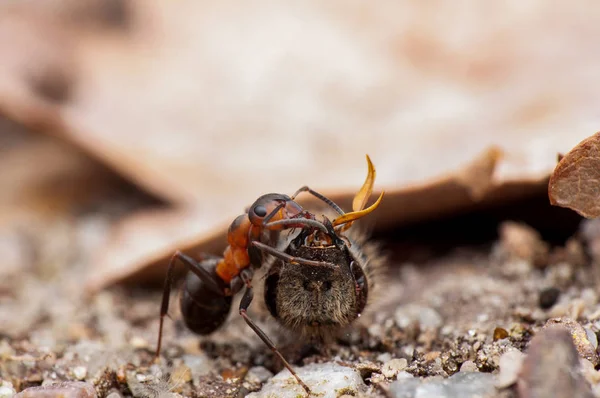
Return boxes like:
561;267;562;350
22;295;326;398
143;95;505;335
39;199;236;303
1;0;598;286
2;0;600;396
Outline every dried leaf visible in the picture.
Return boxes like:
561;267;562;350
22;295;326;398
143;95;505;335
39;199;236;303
87;147;548;290
455;146;503;200
549;132;600;218
0;1;596;207
0;1;599;286
85;208;227;290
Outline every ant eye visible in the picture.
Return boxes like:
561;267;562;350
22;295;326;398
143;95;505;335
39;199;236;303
253;205;267;217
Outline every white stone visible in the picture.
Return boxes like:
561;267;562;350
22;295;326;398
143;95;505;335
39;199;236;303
247;362;365;398
72;366;88;380
0;383;16;398
459;361;478;372
382;358;408;379
394;305;443;330
494;349;525;388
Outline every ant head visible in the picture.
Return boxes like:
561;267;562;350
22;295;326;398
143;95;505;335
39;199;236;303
248;193;303;226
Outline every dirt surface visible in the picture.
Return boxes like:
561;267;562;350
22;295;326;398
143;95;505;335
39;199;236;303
2;189;600;397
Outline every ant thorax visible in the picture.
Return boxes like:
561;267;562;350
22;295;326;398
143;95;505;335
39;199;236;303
263;227;369;341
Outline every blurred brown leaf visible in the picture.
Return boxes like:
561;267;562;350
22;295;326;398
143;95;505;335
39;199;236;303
1;1;600;287
0;118;125;222
87;146;546;289
549;132;600;218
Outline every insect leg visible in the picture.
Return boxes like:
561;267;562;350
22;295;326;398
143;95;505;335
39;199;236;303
262;202;286;224
238;282;311;394
155;251;225;360
263;218;328;233
251;241;336;268
291;186;345;216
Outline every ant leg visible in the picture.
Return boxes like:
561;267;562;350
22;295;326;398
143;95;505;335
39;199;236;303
173;251;224;295
291;186;344;216
263;218;328;233
155;251;225;360
262;202;286;224
251;241;336;268
238;283;311;394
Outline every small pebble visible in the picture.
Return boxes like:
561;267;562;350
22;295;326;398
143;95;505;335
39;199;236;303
377;352;392;363
382;358;408;379
182;353;212;376
580;359;600;385
354;361;380;379
423;351;440;362
369;373;386;384
390;371;495;398
538;287;560;309
581;219;600;262
582;288;598;308
518;326;594;398
182;353;213;386
105;390;123;398
0;382;16;398
247;362;365;398
459;361;478;372
497;221;549;267
547;302;569;318
15;381;97;398
546;263;575;287
129;336;148;349
544;318;599;365
394;305;443;330
493;327;509;341
245;366;273;384
396;371;414;380
570;299;586;320
494;349;525;388
72;366;88;380
585;328;598;350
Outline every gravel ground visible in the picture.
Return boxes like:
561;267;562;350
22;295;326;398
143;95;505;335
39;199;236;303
2;196;600;398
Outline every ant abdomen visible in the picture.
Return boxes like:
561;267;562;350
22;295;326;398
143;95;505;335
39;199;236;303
179;260;233;335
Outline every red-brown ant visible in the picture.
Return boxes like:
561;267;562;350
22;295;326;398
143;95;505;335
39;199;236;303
155;156;383;395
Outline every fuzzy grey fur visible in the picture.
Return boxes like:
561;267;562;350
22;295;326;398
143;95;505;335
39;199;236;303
262;222;386;342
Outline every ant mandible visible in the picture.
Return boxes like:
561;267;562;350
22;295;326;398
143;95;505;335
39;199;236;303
155;155;383;394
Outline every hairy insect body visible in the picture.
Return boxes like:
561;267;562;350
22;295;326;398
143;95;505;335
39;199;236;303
264;225;382;341
265;245;357;339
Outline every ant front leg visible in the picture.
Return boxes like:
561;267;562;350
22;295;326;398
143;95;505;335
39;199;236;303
237;271;311;395
263;218;329;233
155;251;226;361
251;241;336;268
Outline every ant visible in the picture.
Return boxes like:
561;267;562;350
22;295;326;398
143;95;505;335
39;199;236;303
155;156;383;395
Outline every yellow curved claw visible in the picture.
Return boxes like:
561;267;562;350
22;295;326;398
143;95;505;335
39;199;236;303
332;155;383;231
333;190;384;228
352;154;376;212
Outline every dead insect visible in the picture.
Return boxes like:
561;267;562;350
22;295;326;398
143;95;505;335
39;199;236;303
257;158;384;344
155;155;384;394
259;215;377;344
